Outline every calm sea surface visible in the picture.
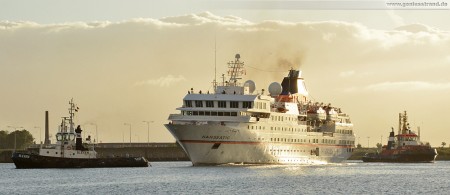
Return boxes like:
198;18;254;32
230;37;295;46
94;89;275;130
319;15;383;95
1;161;449;194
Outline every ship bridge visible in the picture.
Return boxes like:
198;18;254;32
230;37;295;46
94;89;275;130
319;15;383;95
170;92;272;122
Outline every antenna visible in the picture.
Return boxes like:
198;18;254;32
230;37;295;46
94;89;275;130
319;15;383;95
214;34;217;92
227;54;245;86
222;74;225;86
398;112;402;135
68;98;77;132
417;126;421;140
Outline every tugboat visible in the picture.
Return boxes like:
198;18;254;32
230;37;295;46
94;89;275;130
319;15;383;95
362;111;437;163
12;99;149;168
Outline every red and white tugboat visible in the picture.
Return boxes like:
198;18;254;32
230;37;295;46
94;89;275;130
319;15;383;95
362;111;437;163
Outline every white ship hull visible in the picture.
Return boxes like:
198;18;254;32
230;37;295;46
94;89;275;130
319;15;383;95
165;123;353;165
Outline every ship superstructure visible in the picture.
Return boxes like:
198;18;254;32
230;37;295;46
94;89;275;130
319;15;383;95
165;54;355;165
37;99;97;159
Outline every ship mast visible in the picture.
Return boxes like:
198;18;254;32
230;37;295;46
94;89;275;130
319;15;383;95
213;36;217;93
68;98;77;133
398;112;402;135
227;54;245;86
398;111;409;135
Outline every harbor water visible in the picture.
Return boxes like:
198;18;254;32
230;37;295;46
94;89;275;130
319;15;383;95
1;161;450;194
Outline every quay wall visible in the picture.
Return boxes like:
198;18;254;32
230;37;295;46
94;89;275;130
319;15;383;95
0;142;189;163
348;148;450;160
0;150;13;163
3;145;450;163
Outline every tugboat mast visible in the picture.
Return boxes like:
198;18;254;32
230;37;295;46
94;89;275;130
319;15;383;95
68;98;77;133
398;111;409;135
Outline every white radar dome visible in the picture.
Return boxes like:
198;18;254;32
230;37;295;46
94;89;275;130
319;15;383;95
244;80;256;93
268;82;282;96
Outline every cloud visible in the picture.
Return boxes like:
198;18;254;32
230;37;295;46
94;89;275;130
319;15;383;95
342;86;358;92
365;81;450;91
135;75;186;87
395;23;438;33
339;70;355;77
160;12;252;26
1;12;450;145
386;10;406;27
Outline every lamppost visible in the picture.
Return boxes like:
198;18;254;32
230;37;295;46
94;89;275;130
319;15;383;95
89;123;98;143
367;136;370;148
124;123;131;146
135;134;140;142
143;121;154;146
7;126;23;153
34;126;42;144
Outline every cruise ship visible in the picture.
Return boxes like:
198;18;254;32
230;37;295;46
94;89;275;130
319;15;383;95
165;54;355;165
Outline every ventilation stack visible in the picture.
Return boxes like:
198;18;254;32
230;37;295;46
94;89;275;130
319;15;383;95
45;111;50;145
280;69;308;96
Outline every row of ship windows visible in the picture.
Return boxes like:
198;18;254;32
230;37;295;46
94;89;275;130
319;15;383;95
185;100;253;109
250;125;353;136
269;149;319;156
270;149;308;153
270;138;353;145
269;148;353;155
270;148;353;156
182;111;239;116
336;129;353;135
270;115;298;122
254;137;353;145
55;133;76;141
45;151;77;155
270;138;308;143
249;125;306;132
399;137;418;141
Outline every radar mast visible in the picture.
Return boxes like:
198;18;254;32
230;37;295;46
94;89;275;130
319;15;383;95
227;54;245;86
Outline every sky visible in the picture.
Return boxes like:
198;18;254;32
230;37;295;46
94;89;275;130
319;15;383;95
1;0;450;146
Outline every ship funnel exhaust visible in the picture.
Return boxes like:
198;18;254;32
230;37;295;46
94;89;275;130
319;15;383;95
281;69;308;96
45;111;50;145
387;127;395;150
75;125;87;151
